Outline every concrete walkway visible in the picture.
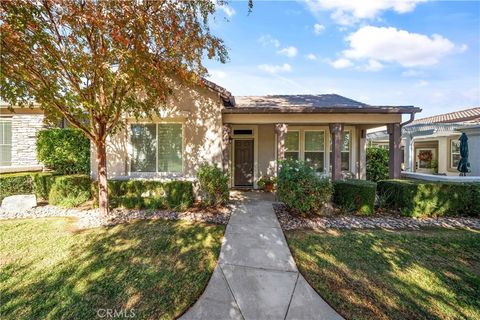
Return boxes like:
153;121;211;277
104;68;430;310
181;192;343;320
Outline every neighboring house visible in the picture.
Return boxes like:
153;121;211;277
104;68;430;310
92;80;420;188
457;124;480;176
368;107;480;176
0;103;45;174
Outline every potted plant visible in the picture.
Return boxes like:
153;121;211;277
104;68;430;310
257;176;276;192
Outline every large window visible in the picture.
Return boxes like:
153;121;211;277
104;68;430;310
0;118;12;166
451;139;461;169
304;131;325;172
330;130;351;171
131;123;182;173
285;131;300;160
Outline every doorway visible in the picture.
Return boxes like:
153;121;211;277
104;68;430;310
234;139;254;187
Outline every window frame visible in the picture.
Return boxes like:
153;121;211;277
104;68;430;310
156;123;183;173
129;122;184;175
284;130;300;161
303;130;326;172
450;138;461;169
0;117;12;167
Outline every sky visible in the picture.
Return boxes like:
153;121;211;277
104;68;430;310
205;0;480;118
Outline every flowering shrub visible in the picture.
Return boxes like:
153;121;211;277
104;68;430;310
276;159;332;216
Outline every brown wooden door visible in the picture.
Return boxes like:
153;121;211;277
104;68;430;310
234;139;254;187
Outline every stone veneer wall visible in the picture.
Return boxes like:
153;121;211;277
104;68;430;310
10;114;45;166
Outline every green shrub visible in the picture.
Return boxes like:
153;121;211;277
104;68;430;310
37;128;90;174
0;173;33;202
277;160;333;216
0;172;57;202
333;179;377;215
105;180;194;210
377;179;480;217
163;180;194;210
48;175;92;208
366;147;389;182
32;173;58;200
197;164;229;206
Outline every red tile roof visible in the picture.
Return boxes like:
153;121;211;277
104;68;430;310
411;107;480;124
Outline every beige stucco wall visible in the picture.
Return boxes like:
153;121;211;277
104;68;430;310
91;84;225;180
257;124;276;177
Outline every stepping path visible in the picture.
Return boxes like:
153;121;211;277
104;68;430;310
181;192;343;320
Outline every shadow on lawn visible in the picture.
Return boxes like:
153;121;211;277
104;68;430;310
288;229;480;320
1;219;223;320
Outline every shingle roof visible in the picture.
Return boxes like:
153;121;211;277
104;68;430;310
202;78;235;107
234;94;366;108
411;107;480;124
224;94;419;114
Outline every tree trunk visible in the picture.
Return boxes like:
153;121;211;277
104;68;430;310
96;140;109;217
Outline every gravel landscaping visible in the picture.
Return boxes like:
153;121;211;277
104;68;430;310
0;203;231;229
273;202;480;230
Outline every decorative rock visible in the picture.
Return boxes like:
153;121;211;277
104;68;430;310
0;202;232;229
273;203;480;231
1;194;37;212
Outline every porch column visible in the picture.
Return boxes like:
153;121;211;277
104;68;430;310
357;128;367;179
330;123;344;181
404;134;413;172
222;124;231;173
275;123;288;172
388;123;402;178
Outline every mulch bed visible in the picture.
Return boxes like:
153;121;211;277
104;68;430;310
273;202;480;231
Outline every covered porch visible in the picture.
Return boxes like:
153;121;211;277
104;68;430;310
222;112;412;189
223;115;408;188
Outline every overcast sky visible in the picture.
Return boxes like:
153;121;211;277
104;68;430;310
206;0;480;118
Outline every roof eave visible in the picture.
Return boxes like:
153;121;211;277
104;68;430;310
222;106;421;114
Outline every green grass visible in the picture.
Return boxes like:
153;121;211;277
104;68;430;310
286;229;480;320
0;218;224;319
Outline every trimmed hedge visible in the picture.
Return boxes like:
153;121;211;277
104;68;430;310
49;175;93;208
333;179;377;215
37;128;90;174
106;180;194;210
0;172;57;202
377;179;480;217
277;160;333;216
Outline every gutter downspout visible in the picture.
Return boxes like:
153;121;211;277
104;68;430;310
401;112;416;127
400;112;417;172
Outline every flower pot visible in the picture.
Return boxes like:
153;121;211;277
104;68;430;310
264;183;274;192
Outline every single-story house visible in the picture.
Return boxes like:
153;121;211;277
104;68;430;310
0;102;45;174
368;107;480;176
91;80;421;188
457;124;480;176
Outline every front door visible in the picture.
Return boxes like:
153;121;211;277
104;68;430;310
234;139;254;187
415;148;437;173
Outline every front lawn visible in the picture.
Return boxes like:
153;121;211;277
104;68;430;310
286;229;480;320
0;217;224;319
